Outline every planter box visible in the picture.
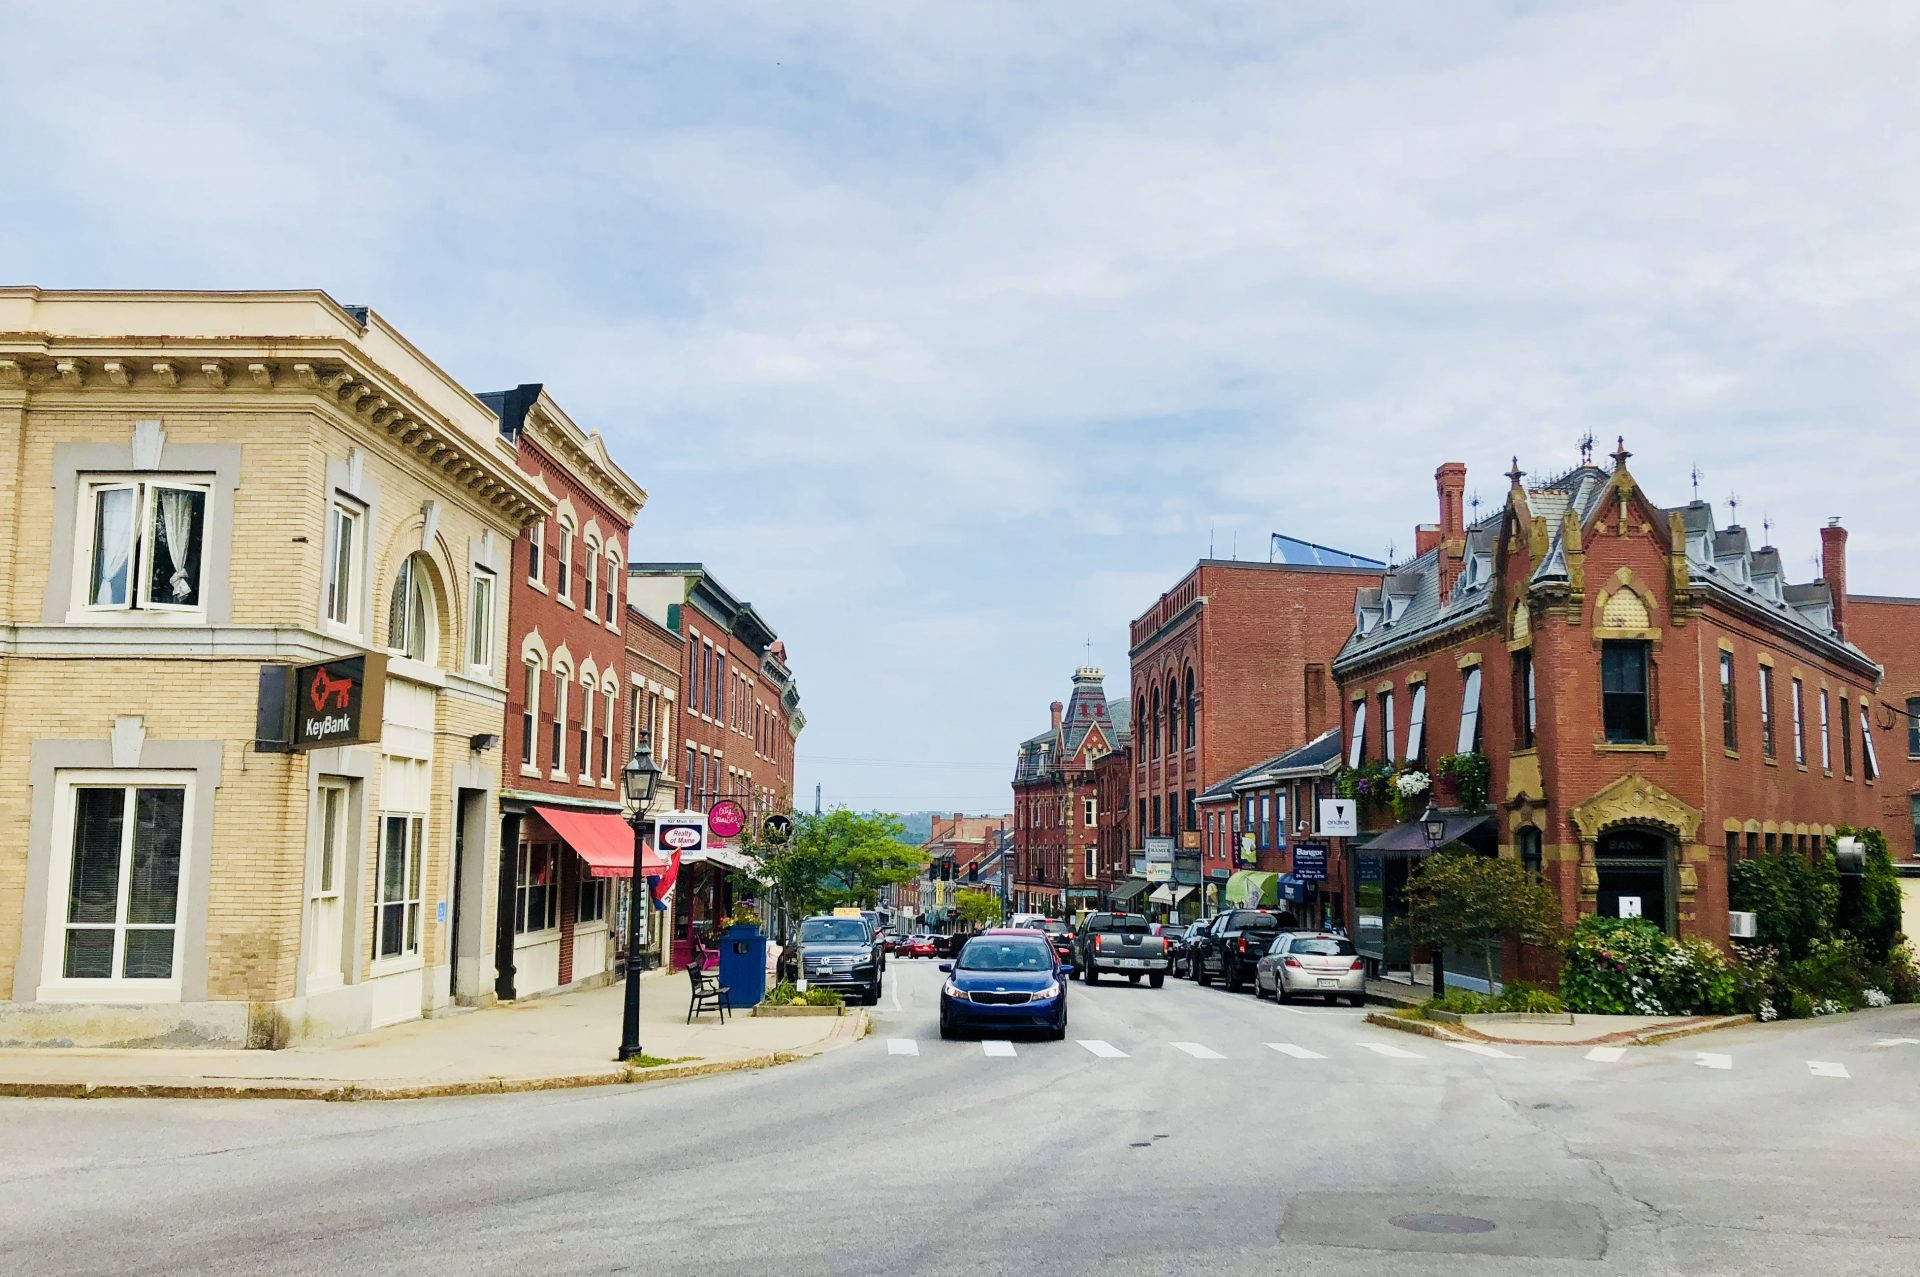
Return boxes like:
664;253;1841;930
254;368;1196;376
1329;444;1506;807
1428;1009;1573;1026
750;1004;845;1018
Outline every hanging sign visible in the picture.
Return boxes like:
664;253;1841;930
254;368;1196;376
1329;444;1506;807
1318;798;1357;837
708;799;746;839
1292;842;1329;883
658;822;705;853
291;653;388;750
762;813;795;844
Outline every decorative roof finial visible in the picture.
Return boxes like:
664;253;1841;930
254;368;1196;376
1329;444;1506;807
1578;431;1595;465
1506;456;1524;488
1468;489;1482;521
1690;464;1703;501
1726;490;1740;527
1762;512;1772;546
1611;435;1631;471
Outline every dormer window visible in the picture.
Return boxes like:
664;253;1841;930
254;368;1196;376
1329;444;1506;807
1386;594;1411;624
1357;606;1383;636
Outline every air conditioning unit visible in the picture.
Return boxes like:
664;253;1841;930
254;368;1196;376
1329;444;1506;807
1728;910;1758;940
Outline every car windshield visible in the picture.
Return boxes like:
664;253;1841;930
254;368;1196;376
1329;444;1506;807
958;939;1054;972
800;919;868;944
1233;912;1281;930
1036;920;1070;935
1088;914;1147;931
1292;938;1358;956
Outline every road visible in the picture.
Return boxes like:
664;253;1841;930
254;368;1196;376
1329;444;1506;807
3;958;1918;1274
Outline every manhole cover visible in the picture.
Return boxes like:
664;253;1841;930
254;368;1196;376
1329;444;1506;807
1390;1213;1497;1235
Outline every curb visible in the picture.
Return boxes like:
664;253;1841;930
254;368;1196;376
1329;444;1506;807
0;1010;871;1103
1365;1011;1467;1041
1364;1009;1755;1048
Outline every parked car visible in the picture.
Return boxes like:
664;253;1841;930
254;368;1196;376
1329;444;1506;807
905;934;938;958
792;914;885;1004
1031;919;1075;965
1256;932;1366;1006
932;932;967;958
1072;912;1171;986
1192;909;1291;991
939;932;1070;1039
1169;920;1211;978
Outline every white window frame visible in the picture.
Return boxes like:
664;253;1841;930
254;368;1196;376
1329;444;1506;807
1862;701;1881;780
388;554;436;665
551;668;571;779
521;658;543;776
1791;678;1806;766
1381;691;1397;763
1819;689;1832;770
325;495;365;631
1347;699;1368;768
75;476;214;619
39;771;195;1003
579;671;597;784
526;518;545;588
468;569;496;674
1084;797;1097;827
582;534;601;620
1405;683;1428;764
601;683;617;785
1457;667;1483;753
373;812;425;965
555;519;574;603
603;547;622;627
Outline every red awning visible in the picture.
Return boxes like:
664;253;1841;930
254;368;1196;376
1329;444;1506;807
531;806;668;879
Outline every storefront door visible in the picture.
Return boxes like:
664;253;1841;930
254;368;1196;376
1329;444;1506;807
307;782;348;991
1595;828;1673;933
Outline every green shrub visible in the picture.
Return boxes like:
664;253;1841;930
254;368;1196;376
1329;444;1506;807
1787;937;1869;1012
1423;988;1499;1015
1496;980;1565;1014
1834;827;1901;960
1730;850;1837;959
1560;916;1738;1015
801;986;845;1007
1880;939;1920;1004
763;980;846;1008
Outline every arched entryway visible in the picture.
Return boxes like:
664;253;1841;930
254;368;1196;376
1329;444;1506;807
1593;826;1675;933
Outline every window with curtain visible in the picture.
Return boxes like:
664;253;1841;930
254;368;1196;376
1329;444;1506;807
83;479;210;612
1347;699;1369;767
1601;642;1651;744
60;784;187;981
387;553;435;663
1719;651;1737;752
374;813;424;959
1405;683;1427;765
1457;667;1482;753
515;841;560;934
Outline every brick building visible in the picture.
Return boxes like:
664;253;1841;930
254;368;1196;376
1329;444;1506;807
917;813;1010;931
1092;713;1133;899
1129;553;1386;901
1840;591;1920;860
481;385;647;1002
1194;727;1343;921
0;290;549;1045
1010;666;1126;916
1332;445;1891;984
622;602;684;966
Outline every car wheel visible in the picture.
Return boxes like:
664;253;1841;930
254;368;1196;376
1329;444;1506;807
1128;973;1141;985
1085;966;1099;985
939;1016;956;1040
1225;962;1243;993
1276;979;1292;1005
1195;961;1212;987
1348;994;1367;1008
1149;973;1166;989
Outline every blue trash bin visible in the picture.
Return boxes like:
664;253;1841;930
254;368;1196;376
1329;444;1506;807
717;923;767;1007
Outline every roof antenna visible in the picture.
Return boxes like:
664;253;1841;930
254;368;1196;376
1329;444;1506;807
1578;432;1595;466
1084;635;1093;665
1209;524;1215;559
1231;530;1237;561
1762;512;1772;546
1690;464;1703;501
1468;489;1482;522
1726;491;1740;527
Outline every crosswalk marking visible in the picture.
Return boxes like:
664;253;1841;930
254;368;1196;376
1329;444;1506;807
1808;1060;1850;1078
1077;1039;1128;1058
1358;1042;1422;1059
1446;1042;1520;1059
1585;1046;1626;1063
1171;1042;1225;1059
1873;1037;1920;1047
1695;1052;1732;1070
982;1040;1017;1058
1266;1043;1326;1059
886;1038;918;1056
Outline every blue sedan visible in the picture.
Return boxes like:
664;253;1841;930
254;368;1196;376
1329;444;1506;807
938;932;1071;1040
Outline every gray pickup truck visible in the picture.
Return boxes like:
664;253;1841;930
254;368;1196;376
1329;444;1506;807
1073;912;1170;987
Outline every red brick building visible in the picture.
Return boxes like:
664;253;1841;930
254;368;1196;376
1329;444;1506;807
1840;592;1920;860
1129;554;1386;900
480;385;647;1001
1011;667;1127;915
621;601;684;966
1093;719;1134;895
1332;445;1890;983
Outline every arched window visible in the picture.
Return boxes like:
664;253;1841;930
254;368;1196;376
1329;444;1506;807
1150;687;1162;759
388;553;436;663
604;545;622;621
1185;668;1197;743
600;675;618;782
582;532;601;619
1166;678;1180;752
579;666;597;782
521;654;544;768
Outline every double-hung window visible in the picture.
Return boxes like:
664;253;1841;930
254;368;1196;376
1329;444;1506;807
1907;697;1920;760
57;782;188;984
325;497;363;628
1083;798;1096;827
374;813;424;960
1791;678;1806;766
1404;683;1427;765
578;677;595;783
555;521;573;600
552;670;570;775
1862;703;1881;781
468;570;495;672
583;541;599;620
602;687;616;781
1380;691;1397;763
1719;651;1737;751
1457;667;1483;753
81;478;210;614
1840;697;1854;778
1347;699;1369;768
1601;641;1652;745
526;518;544;586
603;551;618;620
1819;690;1832;770
515;842;560;935
1513;651;1536;748
1758;665;1776;760
521;661;541;768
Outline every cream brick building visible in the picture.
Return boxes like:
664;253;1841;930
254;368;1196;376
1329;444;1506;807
0;289;550;1046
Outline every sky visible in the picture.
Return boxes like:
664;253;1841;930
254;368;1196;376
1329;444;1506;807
6;2;1919;813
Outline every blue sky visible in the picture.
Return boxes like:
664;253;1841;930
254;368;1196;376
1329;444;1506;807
8;2;1920;812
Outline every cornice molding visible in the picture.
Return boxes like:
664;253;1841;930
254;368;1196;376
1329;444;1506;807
523;395;648;521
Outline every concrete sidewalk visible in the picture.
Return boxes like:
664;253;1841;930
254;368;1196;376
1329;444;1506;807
1368;1008;1752;1047
0;970;865;1101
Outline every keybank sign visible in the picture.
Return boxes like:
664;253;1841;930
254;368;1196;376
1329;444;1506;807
292;653;388;750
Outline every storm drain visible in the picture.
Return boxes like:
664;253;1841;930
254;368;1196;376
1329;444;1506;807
1390;1213;1497;1235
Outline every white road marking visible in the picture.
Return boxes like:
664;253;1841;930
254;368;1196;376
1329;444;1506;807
1077;1039;1128;1058
1585;1046;1626;1063
1808;1060;1850;1078
1172;1042;1226;1059
1446;1042;1521;1059
1695;1052;1733;1070
1266;1043;1326;1060
982;1040;1017;1058
1358;1042;1423;1059
1874;1037;1920;1046
886;1039;918;1056
889;985;903;1013
1274;1004;1310;1015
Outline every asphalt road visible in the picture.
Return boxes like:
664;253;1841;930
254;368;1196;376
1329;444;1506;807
3;959;1918;1275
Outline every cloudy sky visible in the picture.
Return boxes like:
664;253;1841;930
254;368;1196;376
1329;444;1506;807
8;2;1918;813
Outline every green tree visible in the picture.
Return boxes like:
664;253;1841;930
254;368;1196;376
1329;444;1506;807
1402;848;1565;983
954;889;1003;931
738;808;924;924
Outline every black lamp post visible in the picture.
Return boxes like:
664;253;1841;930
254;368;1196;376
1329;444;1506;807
1420;798;1447;998
618;730;663;1063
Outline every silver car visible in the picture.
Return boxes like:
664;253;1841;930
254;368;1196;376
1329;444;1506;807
1255;932;1366;1006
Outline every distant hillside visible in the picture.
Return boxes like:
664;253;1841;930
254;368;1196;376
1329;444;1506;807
892;811;936;845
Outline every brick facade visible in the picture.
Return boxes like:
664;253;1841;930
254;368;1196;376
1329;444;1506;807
1840;594;1920;860
1011;667;1127;915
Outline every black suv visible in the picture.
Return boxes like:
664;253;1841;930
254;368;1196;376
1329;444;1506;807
1193;909;1291;991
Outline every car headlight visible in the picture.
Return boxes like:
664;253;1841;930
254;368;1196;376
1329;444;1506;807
942;981;968;1001
1031;981;1061;1001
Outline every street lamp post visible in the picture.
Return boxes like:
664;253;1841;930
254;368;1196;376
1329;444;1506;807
1420;799;1447;999
618;730;663;1063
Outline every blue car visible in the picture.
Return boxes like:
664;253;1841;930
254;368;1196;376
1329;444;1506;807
938;930;1071;1040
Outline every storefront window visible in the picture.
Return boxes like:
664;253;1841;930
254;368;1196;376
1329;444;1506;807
61;784;186;981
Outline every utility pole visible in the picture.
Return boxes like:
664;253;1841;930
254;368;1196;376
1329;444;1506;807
813;782;821;816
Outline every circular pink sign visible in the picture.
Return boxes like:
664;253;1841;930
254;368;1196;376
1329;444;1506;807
708;800;746;839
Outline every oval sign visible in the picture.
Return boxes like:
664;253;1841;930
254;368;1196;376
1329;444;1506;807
708;800;746;839
660;825;702;850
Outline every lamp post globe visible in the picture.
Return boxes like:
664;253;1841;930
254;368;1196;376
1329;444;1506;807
618;731;663;1063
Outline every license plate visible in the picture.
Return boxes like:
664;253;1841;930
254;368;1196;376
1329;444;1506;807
1120;958;1149;968
1316;978;1337;987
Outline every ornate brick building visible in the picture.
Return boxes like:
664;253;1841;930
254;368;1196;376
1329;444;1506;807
1010;667;1126;915
1840;590;1920;860
1332;444;1891;981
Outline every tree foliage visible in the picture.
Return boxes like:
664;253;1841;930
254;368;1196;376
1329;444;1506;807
954;889;1003;931
736;808;924;923
1402;848;1564;980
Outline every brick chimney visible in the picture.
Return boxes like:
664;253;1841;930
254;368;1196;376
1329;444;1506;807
1434;461;1469;595
1821;519;1848;637
1051;700;1064;731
